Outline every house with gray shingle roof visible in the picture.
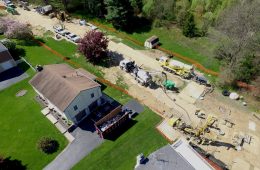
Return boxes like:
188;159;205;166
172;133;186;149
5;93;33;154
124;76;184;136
30;64;102;124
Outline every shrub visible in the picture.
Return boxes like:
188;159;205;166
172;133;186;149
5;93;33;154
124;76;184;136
1;39;16;51
37;137;59;154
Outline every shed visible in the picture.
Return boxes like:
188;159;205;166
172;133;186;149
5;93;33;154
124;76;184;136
144;36;159;49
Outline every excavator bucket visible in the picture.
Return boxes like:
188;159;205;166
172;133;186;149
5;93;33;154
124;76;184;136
168;117;179;127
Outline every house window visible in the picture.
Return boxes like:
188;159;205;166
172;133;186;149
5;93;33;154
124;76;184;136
91;93;94;98
73;105;78;111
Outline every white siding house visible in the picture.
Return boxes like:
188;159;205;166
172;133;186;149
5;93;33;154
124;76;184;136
0;42;17;73
64;87;102;123
30;64;102;124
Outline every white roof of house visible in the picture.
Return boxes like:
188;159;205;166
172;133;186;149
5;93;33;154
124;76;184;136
172;139;214;170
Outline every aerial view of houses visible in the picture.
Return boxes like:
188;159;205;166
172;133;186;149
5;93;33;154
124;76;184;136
0;0;259;170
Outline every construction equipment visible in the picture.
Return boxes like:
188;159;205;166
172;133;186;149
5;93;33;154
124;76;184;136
233;133;252;151
191;71;209;85
18;1;30;11
162;80;175;90
149;70;176;91
119;59;152;87
6;6;17;14
119;59;136;73
157;56;193;79
39;5;53;15
161;71;175;90
169;114;218;140
195;114;217;137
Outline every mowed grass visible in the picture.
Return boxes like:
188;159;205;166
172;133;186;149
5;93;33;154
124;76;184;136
73;86;168;170
18;38;104;78
128;28;220;72
17;36;168;170
0;78;68;170
17;39;64;66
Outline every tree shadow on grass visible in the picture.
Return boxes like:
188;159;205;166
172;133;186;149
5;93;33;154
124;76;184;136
0;156;27;170
10;47;26;60
99;82;108;91
17;61;30;72
17;38;45;47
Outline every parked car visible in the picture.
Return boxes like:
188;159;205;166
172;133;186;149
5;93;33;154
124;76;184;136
65;32;74;39
54;27;63;34
66;33;80;43
59;30;69;36
64;31;71;37
70;34;81;43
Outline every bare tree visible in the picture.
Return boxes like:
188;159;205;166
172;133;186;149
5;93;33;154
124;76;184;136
215;0;260;85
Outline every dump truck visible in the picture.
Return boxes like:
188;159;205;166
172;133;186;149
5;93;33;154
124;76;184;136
119;59;152;87
158;56;193;79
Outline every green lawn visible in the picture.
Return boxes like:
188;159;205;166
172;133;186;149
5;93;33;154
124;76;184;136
127;28;220;72
17;38;104;78
6;35;167;169
17;39;64;66
73;86;168;170
0;77;67;170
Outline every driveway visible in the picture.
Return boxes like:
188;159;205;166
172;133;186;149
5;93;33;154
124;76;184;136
0;67;29;91
44;119;103;170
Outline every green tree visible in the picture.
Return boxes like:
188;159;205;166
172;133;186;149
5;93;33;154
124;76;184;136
131;0;143;15
105;0;134;30
235;55;259;83
182;13;197;37
83;0;105;16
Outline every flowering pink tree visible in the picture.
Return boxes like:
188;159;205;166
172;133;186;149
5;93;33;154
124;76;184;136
0;18;33;40
78;30;109;63
0;18;16;33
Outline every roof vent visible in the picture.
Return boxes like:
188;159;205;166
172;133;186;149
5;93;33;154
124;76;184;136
63;75;66;78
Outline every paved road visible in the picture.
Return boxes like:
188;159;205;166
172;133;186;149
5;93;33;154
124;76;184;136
0;67;29;91
44;119;103;170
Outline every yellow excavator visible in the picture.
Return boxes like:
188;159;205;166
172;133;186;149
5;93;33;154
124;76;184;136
157;56;193;79
169;114;217;137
